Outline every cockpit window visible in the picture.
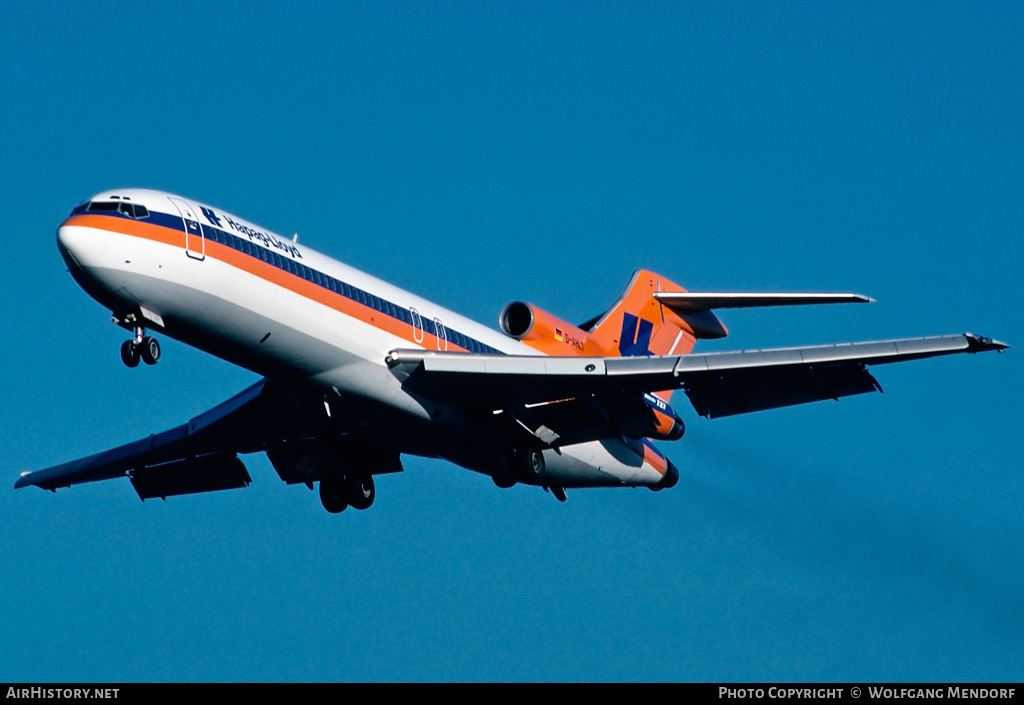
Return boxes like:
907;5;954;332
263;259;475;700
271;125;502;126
126;203;149;219
87;201;120;212
85;201;150;219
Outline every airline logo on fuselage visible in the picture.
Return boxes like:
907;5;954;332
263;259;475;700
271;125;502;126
200;206;302;259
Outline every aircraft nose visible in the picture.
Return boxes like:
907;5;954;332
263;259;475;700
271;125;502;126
56;222;87;271
56;220;110;277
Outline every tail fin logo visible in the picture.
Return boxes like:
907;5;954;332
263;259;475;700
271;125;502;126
618;313;654;356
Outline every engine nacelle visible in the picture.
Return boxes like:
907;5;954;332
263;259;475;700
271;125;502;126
499;301;604;356
619;392;686;442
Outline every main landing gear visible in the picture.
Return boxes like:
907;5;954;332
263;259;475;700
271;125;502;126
491;448;566;502
120;326;160;368
491;447;546;488
319;474;375;514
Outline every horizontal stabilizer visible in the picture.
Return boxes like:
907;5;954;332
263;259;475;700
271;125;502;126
653;292;873;311
650;292;871;339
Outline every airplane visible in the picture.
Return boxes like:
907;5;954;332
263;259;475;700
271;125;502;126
14;188;1008;512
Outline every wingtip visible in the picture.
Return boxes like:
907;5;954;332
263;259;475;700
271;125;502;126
14;470;47;490
965;333;1009;352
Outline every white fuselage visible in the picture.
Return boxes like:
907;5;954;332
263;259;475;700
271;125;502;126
57;189;675;489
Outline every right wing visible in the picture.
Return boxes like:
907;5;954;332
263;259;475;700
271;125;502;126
387;332;1008;420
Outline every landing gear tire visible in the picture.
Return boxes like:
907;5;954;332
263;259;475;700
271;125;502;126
140;336;160;365
347;475;375;510
319;477;348;514
120;340;140;368
516;447;546;482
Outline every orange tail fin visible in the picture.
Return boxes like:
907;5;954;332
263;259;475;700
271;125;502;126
585;270;699;359
585;270;702;404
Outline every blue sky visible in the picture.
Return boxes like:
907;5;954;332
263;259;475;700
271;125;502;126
1;1;1021;682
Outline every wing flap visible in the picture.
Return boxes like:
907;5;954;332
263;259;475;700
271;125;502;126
683;363;881;418
129;454;252;500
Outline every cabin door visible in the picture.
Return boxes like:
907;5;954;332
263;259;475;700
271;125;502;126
168;197;205;260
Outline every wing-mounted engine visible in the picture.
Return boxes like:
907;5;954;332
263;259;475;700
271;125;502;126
499;301;607;356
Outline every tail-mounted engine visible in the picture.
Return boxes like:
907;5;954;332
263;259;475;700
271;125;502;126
499;301;603;356
617;392;686;442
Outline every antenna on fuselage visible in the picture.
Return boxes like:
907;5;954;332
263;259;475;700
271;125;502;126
292;232;299;243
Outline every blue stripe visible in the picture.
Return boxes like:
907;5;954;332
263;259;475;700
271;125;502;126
88;208;504;355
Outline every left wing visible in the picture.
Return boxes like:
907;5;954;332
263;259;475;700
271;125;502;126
387;332;1008;419
15;379;332;498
